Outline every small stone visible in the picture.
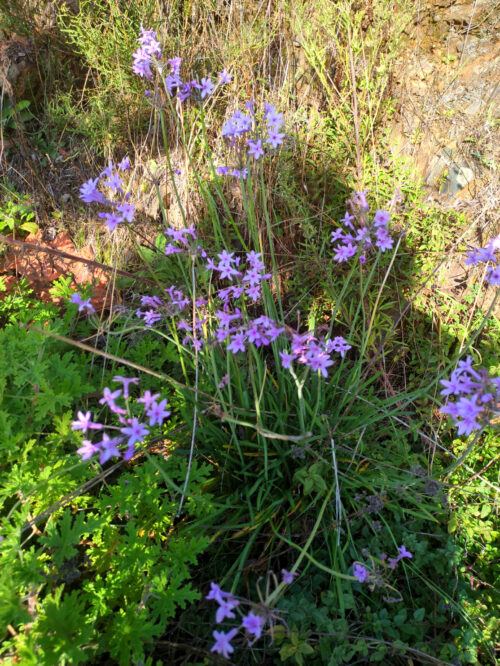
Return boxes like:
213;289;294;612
441;164;474;196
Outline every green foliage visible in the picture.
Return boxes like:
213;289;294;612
0;98;34;132
0;191;37;236
49;0;160;148
0;294;213;665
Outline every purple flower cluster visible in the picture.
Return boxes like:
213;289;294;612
279;333;351;378
135;284;191;329
79;158;134;232
132;242;353;378
465;235;500;286
165;58;230;102
206;570;293;658
217;102;285;178
165;223;198;255
132;26;162;79
132;28;231;103
440;356;500;436
206;583;265;658
72;376;170;463
353;545;412;583
331;192;394;263
210;250;271;304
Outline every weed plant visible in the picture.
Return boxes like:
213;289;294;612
0;5;499;666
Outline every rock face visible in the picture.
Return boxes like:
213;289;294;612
390;0;499;209
389;0;499;317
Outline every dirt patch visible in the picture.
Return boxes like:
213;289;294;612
1;230;111;310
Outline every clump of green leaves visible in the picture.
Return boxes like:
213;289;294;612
0;292;214;665
0;191;37;237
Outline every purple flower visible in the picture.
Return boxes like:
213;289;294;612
397;545;412;560
247;139;264;160
137;27;162;57
280;350;295;369
333;243;357;263
216;309;241;328
440;371;468;397
215;596;239;623
353;563;369;583
100;387;121;404
100;163;114;179
211;628;238;659
216;166;231;175
373;209;390;227
246;250;264;268
200;76;215;99
79;178;106;204
69;293;96;314
103;172;123;192
96;433;122;464
281;569;297;584
168;56;182;75
327;336;352;358
165;243;183;255
117;156;131;170
113;375;139;399
77;440;99;461
178;82;193;102
438;357;499;437
230;167;248;179
165;73;182;95
206;582;226;603
245;285;261;302
342;212;355;229
218;69;232;84
331;229;346;243
165;286;190;311
137;310;162;327
265;128;285;148
137;390;160;410
352;190;369;211
218;374;229;389
72;411;103;433
228;332;246;354
465;248;481;266
305;346;334;377
221;119;237;138
265;107;284;129
147;399;171;426
115;202;135;223
120;417;149;448
141;295;163;309
375;227;394;252
486;265;500;286
454;396;483;436
132;48;153;78
98;212;123;232
99;387;126;415
241;612;265;639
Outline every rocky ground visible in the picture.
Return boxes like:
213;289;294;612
390;0;499;314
